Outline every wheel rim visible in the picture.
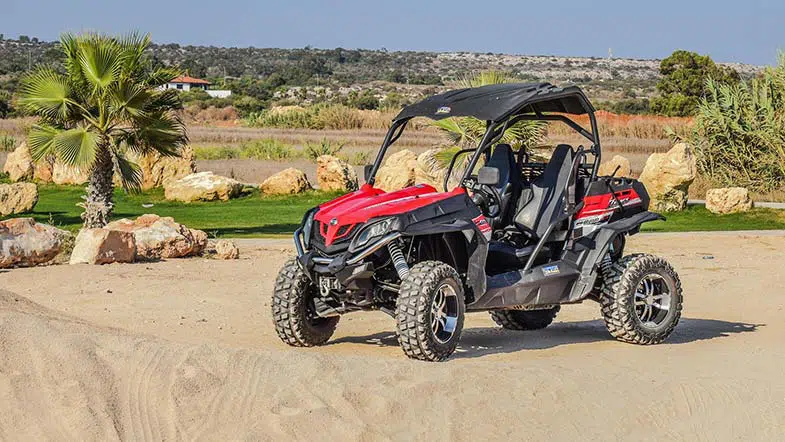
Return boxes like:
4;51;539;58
634;274;672;328
431;283;460;344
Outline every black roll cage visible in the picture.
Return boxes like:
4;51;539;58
366;109;602;189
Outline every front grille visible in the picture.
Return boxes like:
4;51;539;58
310;221;363;256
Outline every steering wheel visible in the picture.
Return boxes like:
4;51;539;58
467;177;502;218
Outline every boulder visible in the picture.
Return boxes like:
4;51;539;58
53;163;90;185
34;158;55;182
639;143;697;212
3;142;34;182
316;155;358;192
0;218;70;268
203;239;240;260
0;183;39;216
105;214;208;260
415;148;449;190
137;147;197;190
69;228;136;265
260;168;311;195
375;149;417;192
598;154;632;177
164;172;243;202
705;187;753;214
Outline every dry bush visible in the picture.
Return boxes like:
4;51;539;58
547;111;693;141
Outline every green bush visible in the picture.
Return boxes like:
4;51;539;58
690;55;785;191
240;139;295;160
193;145;240;160
304;138;344;160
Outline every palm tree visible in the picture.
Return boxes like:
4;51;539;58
19;32;188;227
432;71;547;151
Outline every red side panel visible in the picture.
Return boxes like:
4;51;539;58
314;184;464;246
576;188;643;226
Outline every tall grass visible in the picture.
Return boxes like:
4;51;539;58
689;57;785;192
0;134;16;152
546;111;693;140
245;104;399;131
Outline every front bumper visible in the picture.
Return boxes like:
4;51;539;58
294;228;401;289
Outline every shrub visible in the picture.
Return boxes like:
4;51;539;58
690;62;785;191
193;145;240;160
315;104;363;130
304;138;344;160
240;139;295;160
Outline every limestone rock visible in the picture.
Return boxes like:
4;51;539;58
106;214;208;260
164;172;243;202
639;143;697;212
598;154;632;177
316;155;358;192
375;149;417;192
53;163;90;185
415;149;449;190
69;228;136;265
705;187;753;214
203;239;240;260
0;218;70;268
260;168;311;195
137;147;197;190
3;142;34;182
0;183;38;216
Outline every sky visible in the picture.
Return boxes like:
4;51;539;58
2;0;784;65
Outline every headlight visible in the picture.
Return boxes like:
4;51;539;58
352;218;394;249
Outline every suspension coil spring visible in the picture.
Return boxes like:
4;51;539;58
388;241;410;280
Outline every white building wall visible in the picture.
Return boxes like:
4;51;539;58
206;90;232;98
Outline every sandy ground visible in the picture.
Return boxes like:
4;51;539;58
0;232;783;440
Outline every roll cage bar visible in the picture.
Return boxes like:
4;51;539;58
366;109;602;189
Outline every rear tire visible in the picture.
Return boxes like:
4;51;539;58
396;261;465;362
272;258;339;347
490;306;560;330
600;254;682;344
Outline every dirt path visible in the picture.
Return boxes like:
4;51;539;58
0;232;783;440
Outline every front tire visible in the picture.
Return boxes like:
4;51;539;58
600;254;683;344
272;258;339;347
396;261;465;362
490;306;560;330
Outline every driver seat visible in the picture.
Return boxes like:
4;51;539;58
485;144;522;229
514;144;575;240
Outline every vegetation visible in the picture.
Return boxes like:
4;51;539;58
11;184;782;237
16;185;342;237
651;50;740;117
689;55;785;192
18;33;188;227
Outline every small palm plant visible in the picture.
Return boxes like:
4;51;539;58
433;71;547;151
19;32;188;227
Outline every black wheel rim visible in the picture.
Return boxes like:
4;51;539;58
431;283;460;344
634;274;672;328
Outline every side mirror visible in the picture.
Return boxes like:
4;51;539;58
363;165;373;183
478;167;500;186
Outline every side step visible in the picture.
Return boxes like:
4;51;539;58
467;261;580;311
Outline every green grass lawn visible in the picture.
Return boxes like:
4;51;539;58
5;185;785;237
17;185;342;237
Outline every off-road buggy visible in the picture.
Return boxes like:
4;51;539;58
272;83;683;361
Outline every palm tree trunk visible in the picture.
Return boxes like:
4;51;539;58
82;147;114;228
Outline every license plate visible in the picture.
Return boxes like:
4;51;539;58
318;277;341;295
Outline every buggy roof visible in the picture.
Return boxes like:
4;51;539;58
394;82;594;122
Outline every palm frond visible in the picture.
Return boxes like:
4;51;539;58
53;127;98;167
77;35;122;90
27;124;61;161
111;147;143;192
18;68;73;121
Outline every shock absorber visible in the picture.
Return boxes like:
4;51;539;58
388;241;410;280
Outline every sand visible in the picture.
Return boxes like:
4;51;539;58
0;231;783;440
